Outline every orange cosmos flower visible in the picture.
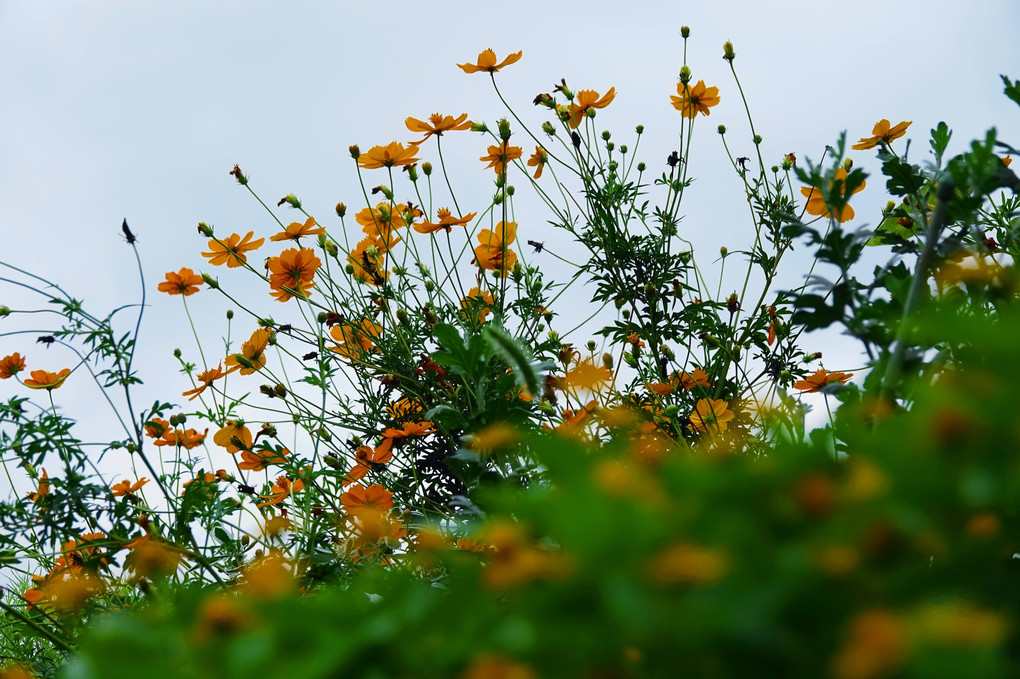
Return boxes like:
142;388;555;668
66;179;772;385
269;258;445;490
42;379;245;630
201;231;265;268
527;146;548;179
851;119;912;150
213;420;252;453
567;88;616;128
267;247;321;302
330;318;382;362
473;221;518;277
340;483;394;517
405;113;471;141
257;476;304;508
414;208;477;234
153;427;207;449
357;142;420;169
181;363;225;400
460;286;495;323
239;446;290;472
0;352;26;379
347;232;401;286
671;80;720;119
225;328;270;375
111;477;149;497
672;367;711;391
269;216;324;242
689;398;735;433
480;142;523;175
458;49;522;74
357;202;420;240
144;417;170;439
800;167;866;223
27;468;49;504
23;368;71;390
793;369;853;393
381;420;435;446
157;267;204;296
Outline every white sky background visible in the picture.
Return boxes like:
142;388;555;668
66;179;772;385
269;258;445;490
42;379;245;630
2;0;1019;492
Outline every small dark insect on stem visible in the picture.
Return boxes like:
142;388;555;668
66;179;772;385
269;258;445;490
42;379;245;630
527;240;545;253
121;218;136;244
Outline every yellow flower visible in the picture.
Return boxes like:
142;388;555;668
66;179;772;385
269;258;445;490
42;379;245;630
269;216;324;242
457;49;522;74
800;167;866;223
357;142;420;169
480;142;523;175
201;231;265;268
671;80;720;118
405;113;471;141
851;119;912;150
688;398;735;433
567;88;616;128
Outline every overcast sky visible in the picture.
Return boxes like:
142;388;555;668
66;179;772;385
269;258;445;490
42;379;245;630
2;0;1019;465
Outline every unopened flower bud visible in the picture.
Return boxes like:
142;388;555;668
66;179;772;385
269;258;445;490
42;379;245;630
637;162;646;172
587;340;597;351
636;124;645;134
542;121;556;136
317;427;332;442
345;264;355;275
602;352;613;369
782;153;796;170
349;145;361;159
717;125;726;135
732;344;741;360
241;534;250;546
274;384;287;398
173;348;182;358
498;119;512;141
424;280;435;292
470;122;489;133
720;246;728;257
661;345;675;360
335;202;347;218
396;309;409;325
623;352;638;368
324;240;338;258
771;165;779;173
842;158;854;171
679;65;692;84
278;194;301;209
620;144;628;154
197;222;214;237
0;306;9;317
201;273;219;289
226;309;234;320
407;164;419;181
722;41;735;61
422;161;433;176
423;305;438;326
680;26;691;38
753;134;763;145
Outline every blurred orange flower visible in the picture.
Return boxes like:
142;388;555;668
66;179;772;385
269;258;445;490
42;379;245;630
270;216;324;242
240;446;290;472
671;80;720;119
800;168;866;223
202;231;265;268
0;352;26;379
157;268;205;296
458;49;522;74
23;368;71;390
153;427;207;449
357;142;420;169
851;119;912;150
480;142;523;175
330;319;382;362
405;113;471;141
27;468;48;504
257;476;304;508
460;286;495;323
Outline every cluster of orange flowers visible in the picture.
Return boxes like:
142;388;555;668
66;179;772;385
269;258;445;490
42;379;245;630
1;352;71;391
